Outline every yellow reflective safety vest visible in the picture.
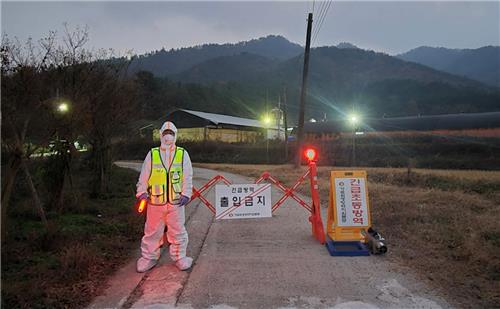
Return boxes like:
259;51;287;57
148;146;184;205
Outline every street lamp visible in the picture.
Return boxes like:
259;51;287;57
263;115;272;126
52;101;72;158
57;102;69;114
271;107;284;140
349;114;359;126
348;113;360;166
262;114;272;163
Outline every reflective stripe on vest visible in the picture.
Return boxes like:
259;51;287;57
147;146;184;205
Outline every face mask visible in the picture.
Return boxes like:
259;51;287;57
161;134;175;145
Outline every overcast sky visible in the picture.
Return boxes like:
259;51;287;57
2;1;499;55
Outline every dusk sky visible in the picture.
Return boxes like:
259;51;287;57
2;1;499;55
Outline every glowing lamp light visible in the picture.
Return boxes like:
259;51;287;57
57;102;69;114
349;115;359;125
263;115;272;126
305;148;317;162
137;199;147;213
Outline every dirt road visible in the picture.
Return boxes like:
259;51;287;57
89;163;450;309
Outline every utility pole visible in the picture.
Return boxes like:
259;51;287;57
283;86;288;162
295;12;313;167
265;90;269;164
352;128;356;167
277;95;281;141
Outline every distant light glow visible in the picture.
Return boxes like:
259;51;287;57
57;102;69;113
262;115;272;126
309;118;317;123
349;113;360;126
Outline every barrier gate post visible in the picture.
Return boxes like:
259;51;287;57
305;148;326;244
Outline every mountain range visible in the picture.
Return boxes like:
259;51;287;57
128;35;303;76
397;46;500;87
128;35;500;121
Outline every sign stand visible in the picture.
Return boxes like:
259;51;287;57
325;240;369;256
326;170;371;256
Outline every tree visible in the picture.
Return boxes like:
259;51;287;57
1;33;58;238
45;24;138;196
1;25;139;242
77;63;138;195
42;24;138;196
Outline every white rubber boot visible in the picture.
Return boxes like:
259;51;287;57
136;257;158;273
175;257;193;271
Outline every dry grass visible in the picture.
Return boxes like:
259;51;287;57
195;163;500;308
59;243;98;280
369;183;500;308
379;168;500;182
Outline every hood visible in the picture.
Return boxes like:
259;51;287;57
159;121;178;147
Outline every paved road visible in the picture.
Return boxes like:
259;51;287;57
89;162;450;309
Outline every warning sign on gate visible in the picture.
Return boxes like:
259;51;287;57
215;184;272;220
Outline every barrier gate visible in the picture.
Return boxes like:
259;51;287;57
190;149;326;244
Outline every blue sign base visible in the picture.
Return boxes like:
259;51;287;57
325;237;370;256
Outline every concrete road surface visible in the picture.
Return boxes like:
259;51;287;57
89;162;450;309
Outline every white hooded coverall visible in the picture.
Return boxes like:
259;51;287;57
136;121;193;262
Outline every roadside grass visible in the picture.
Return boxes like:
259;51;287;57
366;167;500;204
195;163;500;308
1;165;143;308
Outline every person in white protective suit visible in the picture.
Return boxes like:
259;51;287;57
135;121;193;272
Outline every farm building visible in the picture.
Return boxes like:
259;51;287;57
301;112;500;141
159;109;284;143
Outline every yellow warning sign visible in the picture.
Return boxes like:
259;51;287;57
327;170;371;242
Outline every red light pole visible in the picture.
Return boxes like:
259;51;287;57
304;147;326;244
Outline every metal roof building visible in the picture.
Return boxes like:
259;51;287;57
165;109;283;142
167;109;276;130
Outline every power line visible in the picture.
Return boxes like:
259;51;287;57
313;0;327;32
312;0;333;47
312;0;332;46
318;0;333;42
310;2;326;50
311;0;327;36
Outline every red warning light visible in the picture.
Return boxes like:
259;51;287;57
304;148;317;162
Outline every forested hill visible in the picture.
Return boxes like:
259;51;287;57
397;46;500;87
175;53;277;84
130;36;500;122
273;47;499;119
174;46;487;89
127;35;302;76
